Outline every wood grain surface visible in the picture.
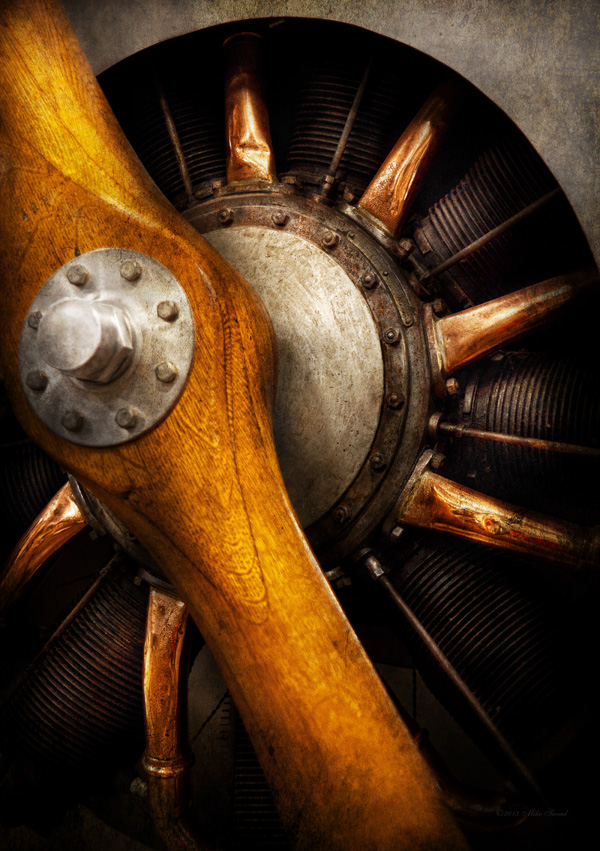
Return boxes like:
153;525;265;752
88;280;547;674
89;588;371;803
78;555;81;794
0;1;465;848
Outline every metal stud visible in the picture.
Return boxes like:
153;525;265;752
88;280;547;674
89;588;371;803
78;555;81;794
157;300;179;322
155;361;178;384
116;406;138;430
25;370;48;391
361;272;378;290
321;230;339;249
383;328;400;345
333;505;350;525
62;410;84;432
218;208;234;225
271;210;288;226
66;264;89;286
120;259;142;282
370;453;387;472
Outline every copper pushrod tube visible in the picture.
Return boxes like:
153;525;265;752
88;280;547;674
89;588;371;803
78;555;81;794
224;32;276;184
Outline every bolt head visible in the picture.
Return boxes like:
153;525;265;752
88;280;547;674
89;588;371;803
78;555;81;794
120;259;142;282
389;525;404;543
27;311;43;330
432;299;446;317
333;505;350;525
157;300;179;322
321;230;339;249
66;264;89;286
370;453;386;472
26;370;48;391
398;238;414;255
218;208;234;225
446;377;460;395
361;272;378;290
348;231;356;239
387;392;404;409
116;406;138;429
383;327;400;345
62;410;84;432
271;210;288;226
155;361;178;384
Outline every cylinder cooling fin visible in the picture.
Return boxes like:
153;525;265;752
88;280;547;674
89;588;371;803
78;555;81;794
0;10;598;851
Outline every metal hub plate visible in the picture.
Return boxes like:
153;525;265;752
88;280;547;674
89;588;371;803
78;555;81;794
19;248;195;447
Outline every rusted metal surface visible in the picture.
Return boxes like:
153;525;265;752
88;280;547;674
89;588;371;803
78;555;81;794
391;453;600;569
223;33;275;185
357;81;459;237
142;588;202;849
429;268;598;385
0;482;86;614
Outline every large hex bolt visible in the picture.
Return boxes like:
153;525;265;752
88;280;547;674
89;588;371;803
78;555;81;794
37;299;135;384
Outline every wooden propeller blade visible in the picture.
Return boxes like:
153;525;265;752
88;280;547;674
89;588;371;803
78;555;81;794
391;453;600;569
0;3;464;848
0;482;86;615
357;81;459;237
428;268;598;392
224;32;276;184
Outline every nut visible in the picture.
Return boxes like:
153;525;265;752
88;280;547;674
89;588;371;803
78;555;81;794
66;264;89;286
218;208;234;225
321;230;339;249
116;406;138;430
383;327;400;345
120;259;142;282
155;361;178;384
62;410;84;432
361;272;378;290
26;370;48;391
157;300;179;322
445;377;460;395
387;392;404;409
271;210;288;226
432;299;446;317
370;453;387;472
333;505;350;525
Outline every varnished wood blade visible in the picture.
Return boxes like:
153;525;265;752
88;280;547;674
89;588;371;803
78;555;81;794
392;454;600;568
224;32;276;184
428;268;598;392
357;81;459;237
0;482;86;615
0;2;464;848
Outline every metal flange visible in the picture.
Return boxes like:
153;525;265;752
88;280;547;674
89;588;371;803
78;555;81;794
19;248;195;447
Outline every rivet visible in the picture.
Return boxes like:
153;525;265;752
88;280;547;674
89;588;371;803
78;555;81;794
387;392;404;409
66;264;89;286
370;453;386;472
26;370;48;391
333;505;350;525
157;300;179;322
271;210;288;226
446;377;460;395
62;410;84;432
361;272;378;290
383;327;400;345
218;208;234;225
120;259;142;282
116;406;138;429
27;311;43;330
321;230;339;250
155;361;178;384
